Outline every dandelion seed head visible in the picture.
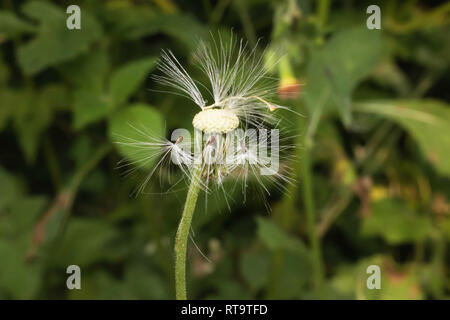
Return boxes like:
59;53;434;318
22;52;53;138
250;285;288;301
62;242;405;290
192;108;239;133
117;33;299;203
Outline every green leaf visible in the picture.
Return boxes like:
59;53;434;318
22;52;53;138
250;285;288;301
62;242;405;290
0;11;34;40
0;166;21;209
361;199;433;244
17;1;102;75
240;250;270;291
0;176;47;299
53;218;118;267
69;52;110;130
329;265;358;299
58;50;109;91
206;281;246;300
110;57;157;107
70;135;97;168
256;216;304;251
12;85;67;163
305;27;382;125
0;194;47;239
0;171;49;240
125;13;208;50
6;196;47;236
354;99;450;176
108;104;165;169
0;239;42;299
72;88;113;130
123;264;168;299
71;56;156;130
21;0;65;22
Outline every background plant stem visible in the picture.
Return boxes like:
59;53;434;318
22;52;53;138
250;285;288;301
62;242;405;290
300;137;324;291
174;166;202;300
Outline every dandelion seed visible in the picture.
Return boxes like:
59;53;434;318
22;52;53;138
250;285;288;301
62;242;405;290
115;33;299;300
120;34;297;196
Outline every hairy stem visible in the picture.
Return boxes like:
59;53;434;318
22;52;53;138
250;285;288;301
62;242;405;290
174;166;202;300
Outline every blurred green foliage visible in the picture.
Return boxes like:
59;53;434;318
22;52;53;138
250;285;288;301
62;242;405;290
0;0;449;300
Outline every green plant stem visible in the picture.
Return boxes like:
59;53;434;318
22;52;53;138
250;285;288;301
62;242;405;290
266;109;304;299
235;0;257;47
210;0;232;25
300;137;324;292
70;144;112;190
174;166;202;300
317;0;330;32
317;188;353;237
27;143;112;263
